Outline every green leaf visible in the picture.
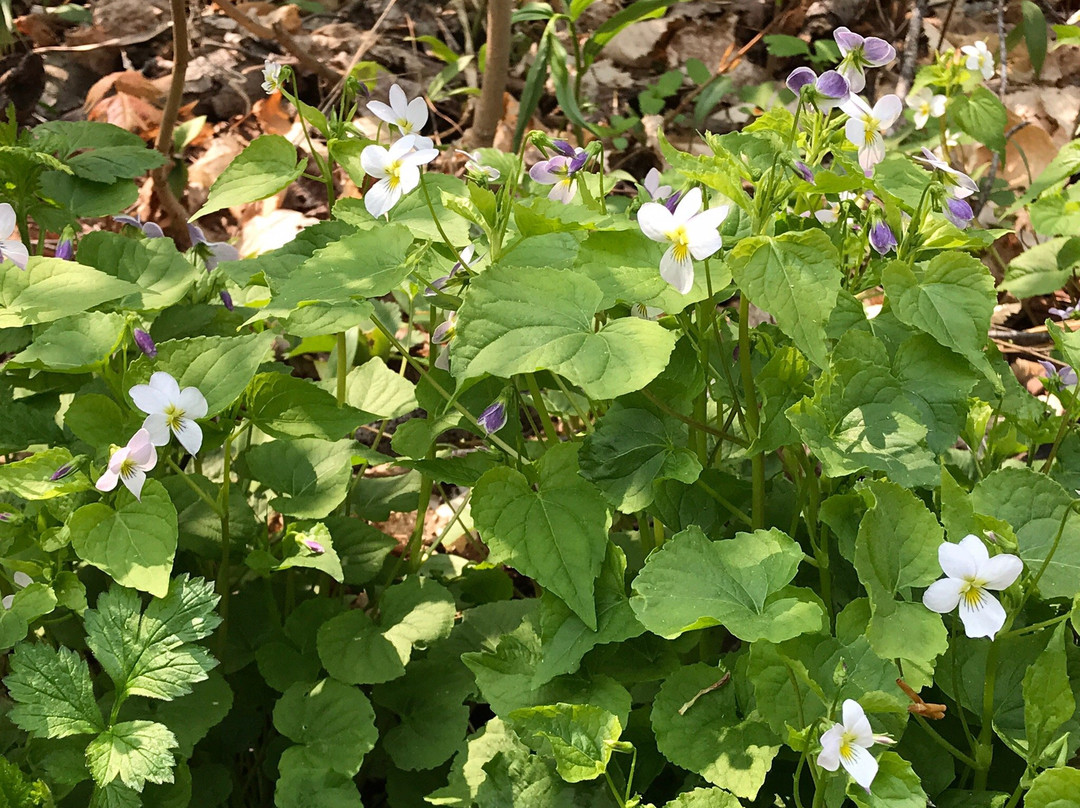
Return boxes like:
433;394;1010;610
316;609;405;685
155;671;234;757
247;373;363;441
453;265;676;400
846;751;927;808
276;523;345;581
651;663;779;800
244;438;353;519
579;403;701;511
0;756;52;807
0;447;92;500
664;788;741;808
284;299;374;338
0;258;138;328
84;575;221;701
472;442;611;629
335;357;418;422
86;721;177;792
10;312;127;372
380;576;458;661
728;230;841;368
508;703;622;783
534;542;643;687
76;231;200;312
630;526;824;642
273;678;378;776
5;643;104;738
323;516;397;586
126;332;275;418
192;135;305;219
1026;767;1080;808
1021;1;1047;78
1002;237;1080;298
883;252;995;373
274;762;363;808
950;86;1007;155
70;480;178;598
763;34;810;56
1024;624;1075;768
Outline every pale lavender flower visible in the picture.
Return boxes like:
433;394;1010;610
133;328;157;359
1038;360;1079;387
432;312;456;371
425;245;476;298
869;222;897;255
477;401;508;435
786;67;850;112
54;239;74;260
914;148;978;199
834;27;896;93
643;167;673;201
96;428;157;501
300;537;326;555
793;161;815;183
1048;303;1079;320
530;147;590;204
188;224;240;271
0;203;29;270
455;149;500;181
114;215;165;238
944;197;974;228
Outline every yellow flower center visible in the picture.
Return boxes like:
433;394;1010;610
861;114;880;145
667;225;691;263
839;731;860;762
959;578;988;608
164;403;186;431
386;160;403;189
397;118;414;133
118;457;138;479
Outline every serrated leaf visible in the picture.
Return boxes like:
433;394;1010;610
192;135;305;219
508;703;622;783
75;232;200;312
453;264;676;400
728;230;841;368
84;575;221;701
86;721;177;792
273;678;377;777
1024;624;1075;768
472;442;611;629
0;258;139;328
247;373;364;441
9;312;127;372
630;525;824;642
651;663;779;800
664;788;741;808
70;480;178;598
5;643;104;738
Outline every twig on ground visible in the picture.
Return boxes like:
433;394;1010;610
213;0;341;83
894;0;927;100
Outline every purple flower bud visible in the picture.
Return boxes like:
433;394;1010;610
869;222;897;255
862;37;897;66
786;67;817;93
54;239;74;260
944;197;974;228
220;290;235;310
133;328;157;358
50;464;74;481
794;161;814;183
301;537;326;555
0;513;11;522
568;151;589;174
663;191;683;213
477;401;508;435
551;139;576;157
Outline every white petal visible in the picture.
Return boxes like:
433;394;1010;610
842;700;874;747
13;572;32;588
360;144;391;178
671;186;703;224
980;553;1023;590
149;371;181;400
0;203;14;236
141;413;172;447
1;240;29;270
1;595;12;610
644;167;661;196
129;383;169;415
122;468;147;501
939;540;978;579
397;163;421;195
659;245;694;294
691;204;730;232
840;95;871;120
817;725;844;771
96;469;120;492
173;419;203;456
840;743;878;790
434;348;450;371
178;387;208;419
637;203;674;242
548;179;577;204
873;95;903;128
906;88;931;109
686;228;723;261
958;534;990;567
366;100;397;126
859;137;885;172
128;429;157;467
913;108;929;130
365;178;402;218
922;577;964;614
958;589;1007;639
388;84;408;115
401;148;439;167
845;118;868;148
930;95;947;117
405;96;428;131
388;134;420;160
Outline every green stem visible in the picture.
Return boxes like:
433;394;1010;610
973;637;1001;790
695;478;753;527
738;295;765;528
216;432;234;658
419;173;466;268
1040;380;1080;474
336;332;348;406
524;373;560;443
912;714;979;768
640;389;747;446
1017;500;1080;614
1003;612;1069;638
164;458;222;515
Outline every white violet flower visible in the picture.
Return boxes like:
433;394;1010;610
367;84;432;147
262;59;285;95
95;428;158;501
360;134;439;218
637;186;729;295
2;572;32;610
0;203;29;270
962;40;995;81
129;371;209;456
840;94;903;173
455;149;500;181
907;88;946;130
643;167;673;202
817;699;893;791
923;534;1022;639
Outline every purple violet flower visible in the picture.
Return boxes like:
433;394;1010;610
49;463;75;481
869;222;897;255
551;139;576;157
188;224;240;271
530;146;590;204
1048;303;1079;320
425;245;476;298
133;328;157;359
786;67;850;112
914;147;978;199
944;197;974;228
300;537;326;555
834;26;896;93
54;239;74;260
220;290;235;311
477;401;508;435
1039;360;1079;387
114;215;165;238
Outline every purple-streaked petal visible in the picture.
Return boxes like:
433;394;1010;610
302;537;326;554
220;290;235;310
529;159;560;184
477;401;508;434
121;468;147;501
0;240;29;270
364;177;402;218
958;589;1007;639
840;742;878;790
50;463;75;481
173;419;203;456
568;151;589;174
868;222;897;255
786;66;817;93
54;240;74;260
862;37;896;66
794;161;814;182
833;27;863;55
816;70;849;100
945;197;974;228
551;139;575;157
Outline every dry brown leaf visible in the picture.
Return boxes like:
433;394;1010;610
239;208;318;257
1002;116;1055;190
235;1;302;32
14;13;65;47
254;93;293;135
84;71;166;111
188;131;247;190
87;92;162;136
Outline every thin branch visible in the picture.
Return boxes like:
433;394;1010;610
213;0;341;83
894;0;927;100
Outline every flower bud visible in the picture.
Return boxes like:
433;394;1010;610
54;239;75;260
868;222;897;255
477;401;508;435
133;328;157;359
220;290;235;311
